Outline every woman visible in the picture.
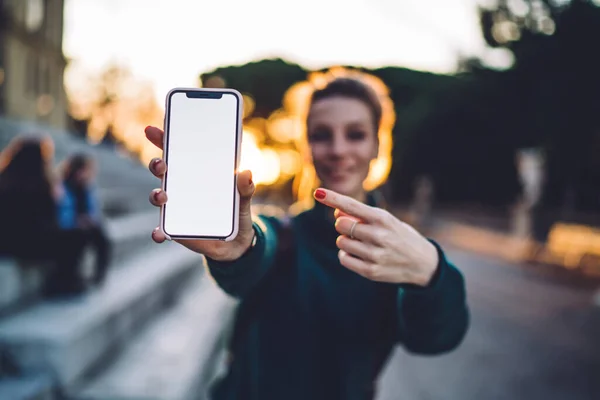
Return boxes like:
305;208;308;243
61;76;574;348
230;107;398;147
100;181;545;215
0;136;88;296
144;75;469;399
57;153;110;286
0;135;59;257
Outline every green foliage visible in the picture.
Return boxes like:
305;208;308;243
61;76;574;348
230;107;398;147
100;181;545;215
476;0;600;211
201;59;307;118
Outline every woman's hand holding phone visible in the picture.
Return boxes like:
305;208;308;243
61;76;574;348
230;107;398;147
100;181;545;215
145;126;256;262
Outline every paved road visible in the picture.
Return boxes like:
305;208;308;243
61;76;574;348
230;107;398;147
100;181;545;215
377;246;600;400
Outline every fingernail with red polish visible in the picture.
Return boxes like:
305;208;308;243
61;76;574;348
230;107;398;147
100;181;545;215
153;189;161;201
151;158;160;168
314;189;326;200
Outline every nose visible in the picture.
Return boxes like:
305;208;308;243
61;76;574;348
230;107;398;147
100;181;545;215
329;135;349;157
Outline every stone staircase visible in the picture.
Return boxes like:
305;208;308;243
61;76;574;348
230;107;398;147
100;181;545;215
0;229;239;400
0;211;157;318
0;242;204;400
0;205;239;400
0;118;239;399
0;115;161;323
72;272;237;400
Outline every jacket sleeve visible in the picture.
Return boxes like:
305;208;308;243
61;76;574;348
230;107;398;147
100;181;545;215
396;240;470;354
56;185;74;229
204;215;280;299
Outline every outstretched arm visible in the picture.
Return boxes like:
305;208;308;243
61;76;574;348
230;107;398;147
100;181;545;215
204;215;281;298
396;241;469;354
313;188;469;353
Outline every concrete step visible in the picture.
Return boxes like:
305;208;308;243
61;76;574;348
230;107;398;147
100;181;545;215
106;211;157;263
0;374;55;400
0;243;202;389
0;211;158;318
73;273;238;400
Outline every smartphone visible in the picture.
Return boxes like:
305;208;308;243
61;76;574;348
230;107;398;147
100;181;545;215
159;88;243;241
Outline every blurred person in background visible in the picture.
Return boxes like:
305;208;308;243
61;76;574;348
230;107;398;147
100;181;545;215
0;136;59;257
57;153;111;287
144;75;469;400
0;136;88;296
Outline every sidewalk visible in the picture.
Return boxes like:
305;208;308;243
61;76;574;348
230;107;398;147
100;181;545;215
414;210;600;307
401;206;600;273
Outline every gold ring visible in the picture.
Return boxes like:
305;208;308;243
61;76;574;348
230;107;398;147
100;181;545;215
349;220;358;240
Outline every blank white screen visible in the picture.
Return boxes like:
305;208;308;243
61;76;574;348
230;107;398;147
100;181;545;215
163;91;238;238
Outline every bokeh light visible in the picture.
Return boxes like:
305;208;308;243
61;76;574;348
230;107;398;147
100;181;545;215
73;67;395;203
239;128;281;186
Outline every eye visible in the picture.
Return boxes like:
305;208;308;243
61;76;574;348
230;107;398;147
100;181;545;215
347;130;366;141
308;128;332;143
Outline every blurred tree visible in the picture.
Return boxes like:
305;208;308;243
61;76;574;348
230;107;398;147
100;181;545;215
476;0;600;212
67;64;163;155
67;64;132;145
201;59;307;118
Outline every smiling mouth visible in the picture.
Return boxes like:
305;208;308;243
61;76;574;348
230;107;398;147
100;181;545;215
324;169;352;181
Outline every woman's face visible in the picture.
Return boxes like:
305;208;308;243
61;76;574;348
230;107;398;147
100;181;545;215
307;97;378;201
76;161;96;185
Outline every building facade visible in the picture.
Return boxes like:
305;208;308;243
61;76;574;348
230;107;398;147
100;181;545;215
0;0;68;129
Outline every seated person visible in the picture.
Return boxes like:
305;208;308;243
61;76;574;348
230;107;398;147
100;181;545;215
57;153;111;286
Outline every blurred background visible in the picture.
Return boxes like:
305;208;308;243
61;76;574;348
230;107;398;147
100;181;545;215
0;0;599;399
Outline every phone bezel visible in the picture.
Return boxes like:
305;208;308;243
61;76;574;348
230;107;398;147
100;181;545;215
159;87;243;241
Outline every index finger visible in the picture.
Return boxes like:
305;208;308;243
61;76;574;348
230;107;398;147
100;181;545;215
314;188;379;223
145;126;164;150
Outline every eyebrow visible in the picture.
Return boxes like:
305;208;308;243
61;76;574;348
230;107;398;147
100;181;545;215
307;122;330;131
345;121;369;129
308;119;369;128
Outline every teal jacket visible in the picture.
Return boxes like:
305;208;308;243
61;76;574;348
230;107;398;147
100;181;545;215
207;200;469;400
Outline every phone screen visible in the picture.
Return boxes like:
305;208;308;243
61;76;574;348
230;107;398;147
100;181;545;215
162;90;240;239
